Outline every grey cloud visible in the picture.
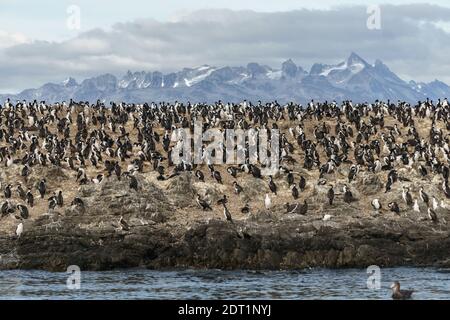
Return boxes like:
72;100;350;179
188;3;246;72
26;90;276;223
2;4;450;92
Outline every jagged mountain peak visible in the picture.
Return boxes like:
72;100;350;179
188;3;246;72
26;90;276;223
347;52;369;66
62;77;78;87
281;59;297;78
1;54;450;104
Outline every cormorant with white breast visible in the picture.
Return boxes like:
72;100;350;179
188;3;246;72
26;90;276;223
196;195;212;211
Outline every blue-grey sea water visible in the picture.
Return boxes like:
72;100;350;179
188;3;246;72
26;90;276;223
0;268;449;299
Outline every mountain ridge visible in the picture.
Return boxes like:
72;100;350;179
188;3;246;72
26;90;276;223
1;53;449;104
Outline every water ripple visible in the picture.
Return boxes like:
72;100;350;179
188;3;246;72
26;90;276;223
0;268;449;299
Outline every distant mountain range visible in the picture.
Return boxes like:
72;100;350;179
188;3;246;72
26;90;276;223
1;52;449;104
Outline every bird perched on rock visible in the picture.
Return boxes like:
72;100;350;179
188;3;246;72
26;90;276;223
48;195;57;210
233;181;243;195
16;184;26;200
419;187;429;206
268;176;277;194
299;176;306;191
371;199;382;213
291;183;299;199
38;179;46;199
286;170;294;185
92;174;104;184
427;208;438;223
385;176;394;193
264;193;271;210
241;203;250;214
4;184;12;199
327;185;335;205
26;189;34;207
388;202;400;214
216;195;228;206
195;170;205;182
196;195;212;211
432;197;439;210
299;200;308;215
16;222;23;238
119;216;130;231
413;199;420;213
343;185;355;203
348;165;358;183
16;204;29;219
212;170;222;184
402;186;413;207
57;191;64;207
128;175;138;191
442;180;450;199
227;166;238;179
223;203;233;223
1;200;14;217
71;197;85;209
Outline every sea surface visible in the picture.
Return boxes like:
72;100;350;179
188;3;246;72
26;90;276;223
0;267;449;299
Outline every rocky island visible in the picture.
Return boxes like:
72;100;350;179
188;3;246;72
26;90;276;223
0;99;449;271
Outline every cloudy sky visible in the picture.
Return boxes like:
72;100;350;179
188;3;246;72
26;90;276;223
1;1;450;92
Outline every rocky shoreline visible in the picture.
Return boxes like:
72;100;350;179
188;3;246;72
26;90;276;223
1;172;449;272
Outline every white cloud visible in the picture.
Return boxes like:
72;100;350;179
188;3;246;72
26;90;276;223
2;4;450;92
0;30;29;49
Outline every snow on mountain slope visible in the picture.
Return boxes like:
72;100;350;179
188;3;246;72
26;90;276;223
2;53;449;104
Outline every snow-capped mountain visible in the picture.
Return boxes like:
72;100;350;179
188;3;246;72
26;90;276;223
2;53;449;103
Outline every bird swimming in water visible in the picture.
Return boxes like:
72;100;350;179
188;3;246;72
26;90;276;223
390;281;414;300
